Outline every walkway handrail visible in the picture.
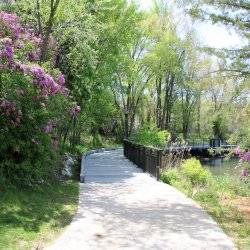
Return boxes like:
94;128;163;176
123;139;240;180
123;139;163;180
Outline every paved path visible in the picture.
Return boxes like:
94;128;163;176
47;149;235;250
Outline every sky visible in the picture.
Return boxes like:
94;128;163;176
137;0;246;49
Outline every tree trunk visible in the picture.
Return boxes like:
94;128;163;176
162;73;175;130
156;78;162;128
197;93;201;137
165;74;175;130
124;112;129;138
40;0;60;61
36;0;42;34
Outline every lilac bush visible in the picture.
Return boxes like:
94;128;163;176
235;146;250;178
0;11;80;186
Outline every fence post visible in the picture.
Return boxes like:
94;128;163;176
156;166;160;181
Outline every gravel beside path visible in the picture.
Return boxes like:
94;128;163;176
47;149;235;250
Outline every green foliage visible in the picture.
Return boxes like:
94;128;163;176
0;72;72;187
211;175;250;197
182;0;250;76
92;133;103;147
1;0;249;190
212;115;228;139
181;158;211;186
130;124;170;147
160;168;179;185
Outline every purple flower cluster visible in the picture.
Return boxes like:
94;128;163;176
242;169;249;177
1;47;68;97
0;11;67;97
0;10;81;145
0;11;23;39
235;146;250;177
30;65;61;95
235;146;250;163
0;37;14;65
1;55;66;96
58;73;65;86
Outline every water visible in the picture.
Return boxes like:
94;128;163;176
201;157;241;176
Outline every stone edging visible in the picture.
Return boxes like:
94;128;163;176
80;147;123;183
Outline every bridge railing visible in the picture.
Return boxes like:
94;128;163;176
123;139;240;180
123;140;163;180
185;139;235;149
185;139;209;148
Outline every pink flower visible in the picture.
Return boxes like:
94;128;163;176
51;82;60;94
30;65;44;78
242;169;248;177
0;11;22;39
15;88;25;95
3;44;13;60
0;99;22;125
58;73;65;86
16;42;24;49
243;151;250;163
235;146;241;155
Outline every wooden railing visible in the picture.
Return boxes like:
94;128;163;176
123;139;241;180
123;140;163;180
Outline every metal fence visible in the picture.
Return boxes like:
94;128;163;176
123;140;163;180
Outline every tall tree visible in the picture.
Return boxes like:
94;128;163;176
179;0;250;76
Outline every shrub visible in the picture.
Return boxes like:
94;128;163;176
181;158;210;186
0;12;80;187
161;169;179;185
130;124;170;148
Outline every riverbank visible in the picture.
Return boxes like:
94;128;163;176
161;163;250;249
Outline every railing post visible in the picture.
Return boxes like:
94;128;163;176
156;166;160;181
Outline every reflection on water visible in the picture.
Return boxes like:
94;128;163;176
201;157;241;176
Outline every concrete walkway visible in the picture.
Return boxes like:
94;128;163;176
47;149;235;250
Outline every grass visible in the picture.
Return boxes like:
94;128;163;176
161;164;250;250
194;176;250;250
0;180;79;250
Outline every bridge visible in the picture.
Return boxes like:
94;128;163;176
48;148;235;250
168;138;236;154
